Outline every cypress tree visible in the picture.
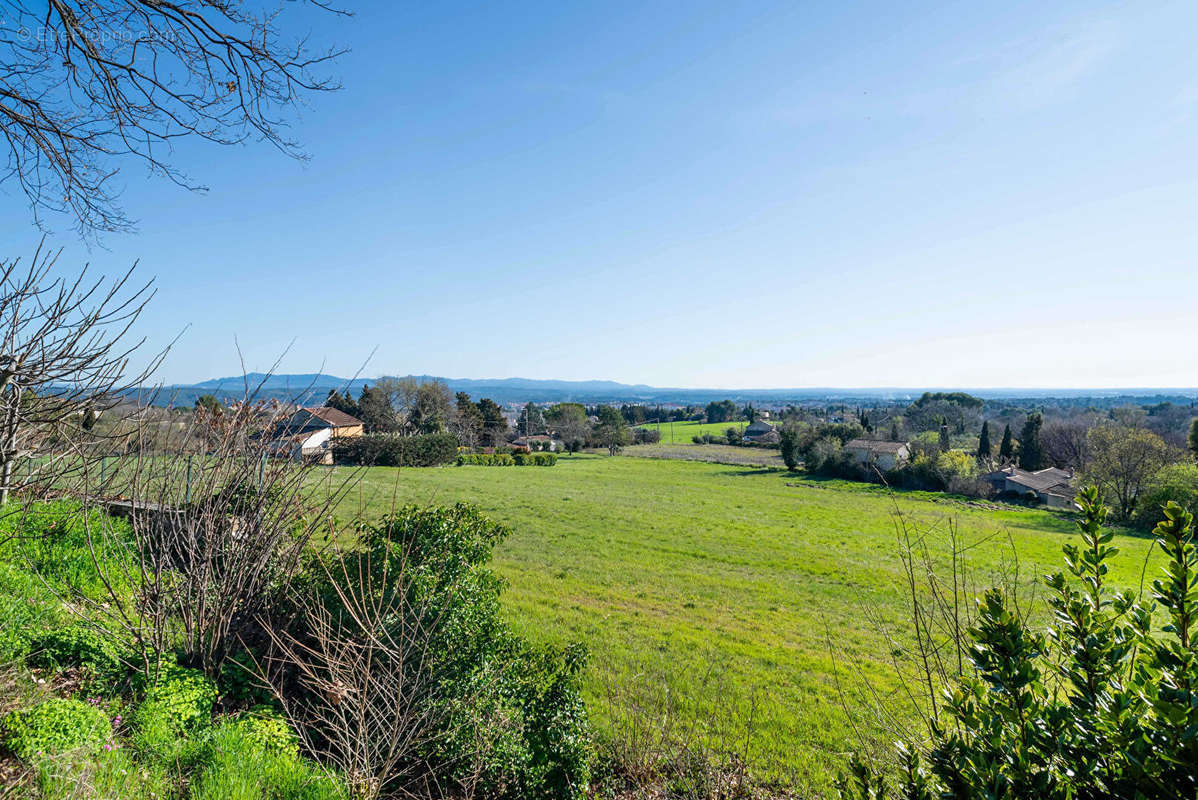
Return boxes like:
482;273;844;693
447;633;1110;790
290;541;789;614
938;422;950;453
977;421;992;460
1018;412;1044;470
890;421;901;441
998;424;1014;462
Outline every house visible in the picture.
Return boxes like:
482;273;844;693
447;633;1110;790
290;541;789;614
843;439;911;471
983;466;1076;509
743;420;781;444
267;406;364;463
280;406;365;438
266;429;336;464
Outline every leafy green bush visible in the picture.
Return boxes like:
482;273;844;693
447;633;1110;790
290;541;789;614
331;433;458;467
26;624;122;676
839;486;1198;799
458;453;516;466
229;706;298;755
514;452;557;466
315;504;591;799
2;698;110;759
142;664;218;729
1133;462;1198;529
459;452;556;466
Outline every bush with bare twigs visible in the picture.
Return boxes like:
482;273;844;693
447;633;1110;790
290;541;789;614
258;505;592;800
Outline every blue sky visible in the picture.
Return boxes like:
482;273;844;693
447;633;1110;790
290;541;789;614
3;0;1197;388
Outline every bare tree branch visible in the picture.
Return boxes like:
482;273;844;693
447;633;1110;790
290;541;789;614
0;0;346;235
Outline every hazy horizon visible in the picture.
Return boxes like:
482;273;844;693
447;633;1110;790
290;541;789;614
173;370;1198;395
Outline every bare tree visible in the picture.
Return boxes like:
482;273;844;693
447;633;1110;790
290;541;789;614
1041;418;1095;472
53;388;359;679
0;242;163;505
257;546;494;800
0;0;344;234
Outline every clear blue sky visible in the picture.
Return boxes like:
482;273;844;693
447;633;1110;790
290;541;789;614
3;0;1196;388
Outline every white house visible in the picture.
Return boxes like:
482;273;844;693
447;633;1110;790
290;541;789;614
843;439;911;471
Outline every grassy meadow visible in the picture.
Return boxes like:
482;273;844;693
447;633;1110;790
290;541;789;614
322;454;1159;791
635;419;748;444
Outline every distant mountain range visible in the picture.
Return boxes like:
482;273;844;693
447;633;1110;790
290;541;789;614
129;374;1198;409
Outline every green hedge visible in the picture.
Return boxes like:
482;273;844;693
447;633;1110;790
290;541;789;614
458;452;556;467
331;433;458;467
458;453;515;466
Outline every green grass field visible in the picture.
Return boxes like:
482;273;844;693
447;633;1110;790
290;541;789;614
636;419;748;444
322;455;1156;792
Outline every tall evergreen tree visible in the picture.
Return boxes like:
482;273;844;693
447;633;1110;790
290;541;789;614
998;423;1015;462
1189;418;1198;462
1018;412;1045;470
477;398;508;447
977;421;992;460
889;420;901;441
938;418;950;452
357;384;397;434
779;427;800;472
325;389;360;418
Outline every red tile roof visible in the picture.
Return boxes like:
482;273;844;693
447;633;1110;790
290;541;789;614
305;406;363;428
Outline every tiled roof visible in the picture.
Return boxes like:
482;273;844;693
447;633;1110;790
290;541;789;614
986;466;1075;495
305;406;363;427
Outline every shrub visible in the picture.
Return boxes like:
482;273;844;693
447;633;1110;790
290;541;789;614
331;433;458;467
270;505;591;800
459;452;556;466
632;428;660;445
458;453;515;466
691;435;704;444
229;706;298;755
801;436;845;475
840;487;1198;799
26;624;123;677
2;698;110;759
142;664;218;729
514;452;557;466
